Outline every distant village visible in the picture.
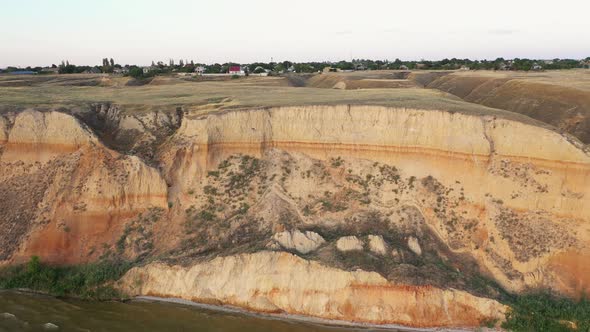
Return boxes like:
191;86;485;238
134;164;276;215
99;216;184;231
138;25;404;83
2;57;590;77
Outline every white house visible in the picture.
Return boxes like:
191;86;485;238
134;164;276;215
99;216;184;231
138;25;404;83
250;66;269;76
113;67;129;75
142;66;157;74
195;66;206;75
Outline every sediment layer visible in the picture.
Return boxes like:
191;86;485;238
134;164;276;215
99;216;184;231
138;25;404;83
2;104;590;328
0;110;168;264
160;105;590;297
119;251;507;328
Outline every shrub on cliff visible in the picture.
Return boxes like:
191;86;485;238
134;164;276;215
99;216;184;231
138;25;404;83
0;256;132;300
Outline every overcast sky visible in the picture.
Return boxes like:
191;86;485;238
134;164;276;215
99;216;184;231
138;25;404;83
1;0;589;67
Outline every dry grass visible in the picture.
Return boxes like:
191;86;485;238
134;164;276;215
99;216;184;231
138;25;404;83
306;74;418;89
3;72;587;148
448;69;590;91
0;73;558;130
426;70;590;143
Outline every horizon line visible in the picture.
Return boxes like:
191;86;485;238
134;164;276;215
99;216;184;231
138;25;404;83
3;56;589;69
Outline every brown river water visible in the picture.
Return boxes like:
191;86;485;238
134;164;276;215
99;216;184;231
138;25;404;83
0;291;403;332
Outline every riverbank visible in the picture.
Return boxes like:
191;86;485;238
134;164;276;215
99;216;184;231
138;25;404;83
0;290;445;332
0;288;479;331
134;295;479;332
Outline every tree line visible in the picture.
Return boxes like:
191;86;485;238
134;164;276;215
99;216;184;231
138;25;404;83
2;57;589;76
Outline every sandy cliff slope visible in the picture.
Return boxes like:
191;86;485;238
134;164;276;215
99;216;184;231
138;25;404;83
0;110;168;264
119;251;507;328
156;105;590;296
1;104;589;328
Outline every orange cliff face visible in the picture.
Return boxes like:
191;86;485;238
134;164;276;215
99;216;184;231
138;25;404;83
118;251;508;328
157;105;590;297
0;110;168;265
2;105;590;328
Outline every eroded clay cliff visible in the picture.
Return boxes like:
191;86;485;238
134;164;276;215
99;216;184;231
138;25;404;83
0;110;168;264
119;251;507;328
1;104;589;329
155;105;590;297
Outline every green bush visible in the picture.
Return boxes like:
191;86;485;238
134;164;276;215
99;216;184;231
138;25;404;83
198;210;215;221
502;292;590;331
0;256;132;300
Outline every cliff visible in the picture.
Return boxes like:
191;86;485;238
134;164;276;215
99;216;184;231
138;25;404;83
158;105;590;296
119;251;507;328
0;110;168;264
425;74;590;144
1;104;589;328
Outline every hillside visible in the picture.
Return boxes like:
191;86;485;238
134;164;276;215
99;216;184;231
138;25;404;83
299;69;590;144
425;70;590;144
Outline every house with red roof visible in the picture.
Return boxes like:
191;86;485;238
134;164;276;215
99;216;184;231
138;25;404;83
228;65;245;76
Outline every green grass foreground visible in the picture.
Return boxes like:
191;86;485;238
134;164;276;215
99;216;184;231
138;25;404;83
0;256;132;300
502;293;590;331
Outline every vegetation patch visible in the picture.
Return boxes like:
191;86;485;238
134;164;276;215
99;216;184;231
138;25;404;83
502;292;590;331
116;207;163;259
177;154;272;259
0;256;132;300
494;208;576;262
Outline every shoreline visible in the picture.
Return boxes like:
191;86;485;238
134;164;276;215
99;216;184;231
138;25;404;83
0;289;487;331
133;295;478;332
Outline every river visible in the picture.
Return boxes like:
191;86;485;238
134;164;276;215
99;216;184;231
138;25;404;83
0;291;401;332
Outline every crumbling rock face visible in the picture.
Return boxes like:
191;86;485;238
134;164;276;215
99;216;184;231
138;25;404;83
3;104;590;328
118;251;507;328
367;235;388;255
65;103;183;163
336;236;364;252
156;105;590;297
0;110;168;264
1;110;97;163
407;237;422;256
271;230;325;254
0;159;59;260
8;110;97;147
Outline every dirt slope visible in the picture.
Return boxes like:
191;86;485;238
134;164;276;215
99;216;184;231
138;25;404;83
0;110;168;263
306;72;418;89
427;73;590;144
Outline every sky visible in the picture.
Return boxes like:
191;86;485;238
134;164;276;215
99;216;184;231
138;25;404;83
1;0;589;67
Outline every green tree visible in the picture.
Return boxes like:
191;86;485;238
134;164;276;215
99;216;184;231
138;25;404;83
128;66;144;79
274;63;285;72
206;63;222;73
